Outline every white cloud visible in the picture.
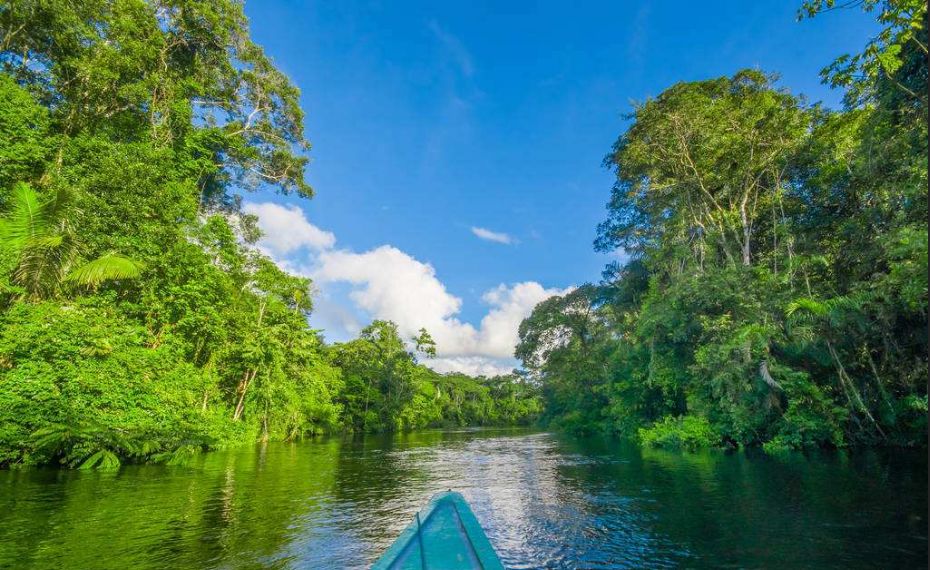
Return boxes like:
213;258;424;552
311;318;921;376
314;247;570;370
473;282;572;358
243;202;336;254
308;295;363;342
245;200;570;376
471;226;514;245
314;246;464;338
429;356;516;377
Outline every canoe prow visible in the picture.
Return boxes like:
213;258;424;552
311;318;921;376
371;491;504;570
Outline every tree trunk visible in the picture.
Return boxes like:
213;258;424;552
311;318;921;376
740;200;752;266
826;341;886;439
759;360;782;391
233;369;256;421
863;344;894;415
260;413;269;442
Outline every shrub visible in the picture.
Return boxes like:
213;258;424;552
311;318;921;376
638;415;718;450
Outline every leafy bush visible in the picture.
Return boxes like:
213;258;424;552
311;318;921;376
765;369;847;451
638;416;719;450
0;301;234;468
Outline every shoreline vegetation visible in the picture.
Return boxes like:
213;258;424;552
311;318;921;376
0;1;538;470
0;1;925;470
515;1;927;452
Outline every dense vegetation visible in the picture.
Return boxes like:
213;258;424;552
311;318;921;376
0;0;923;470
517;0;927;451
0;1;538;469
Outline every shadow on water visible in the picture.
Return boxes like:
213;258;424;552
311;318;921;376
0;429;925;569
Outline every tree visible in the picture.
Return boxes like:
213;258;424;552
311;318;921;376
596;70;814;272
523;3;926;448
0;0;312;198
516;285;612;433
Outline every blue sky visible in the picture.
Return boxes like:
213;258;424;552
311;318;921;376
241;1;878;375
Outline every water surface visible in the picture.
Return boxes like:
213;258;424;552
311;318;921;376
0;429;925;569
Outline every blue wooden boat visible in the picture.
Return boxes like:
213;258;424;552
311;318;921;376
371;491;505;569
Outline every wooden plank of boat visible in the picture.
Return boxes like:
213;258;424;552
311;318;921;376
371;491;505;570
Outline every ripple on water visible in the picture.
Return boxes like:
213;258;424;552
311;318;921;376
0;429;925;569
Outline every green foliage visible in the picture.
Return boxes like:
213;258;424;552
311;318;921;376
768;368;847;450
638;416;718;450
329;321;538;433
0;183;142;300
799;0;927;107
0;75;50;190
0;301;231;467
519;3;926;451
0;1;534;470
516;285;612;434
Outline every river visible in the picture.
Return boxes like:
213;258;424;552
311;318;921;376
0;428;925;569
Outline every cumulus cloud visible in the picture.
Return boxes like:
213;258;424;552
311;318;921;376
246;200;569;376
471;226;514;245
243;202;336;254
309;295;363;342
313;249;570;371
313;248;569;361
429;356;516;378
314;246;463;338
473;282;573;358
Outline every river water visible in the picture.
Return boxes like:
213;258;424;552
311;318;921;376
0;428;925;569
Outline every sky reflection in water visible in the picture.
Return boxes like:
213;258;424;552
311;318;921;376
0;429;925;569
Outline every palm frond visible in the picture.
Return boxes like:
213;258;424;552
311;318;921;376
14;235;77;299
786;297;827;318
0;184;86;299
786;293;873;323
42;186;77;224
0;183;50;250
65;253;145;287
28;234;64;249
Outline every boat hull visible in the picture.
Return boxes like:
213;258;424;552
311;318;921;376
371;491;505;570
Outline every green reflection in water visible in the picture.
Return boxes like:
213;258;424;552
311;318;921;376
0;429;925;569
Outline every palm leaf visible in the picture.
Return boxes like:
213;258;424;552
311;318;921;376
785;297;827;318
0;184;84;299
27;234;64;248
65;253;145;287
14;233;77;299
786;293;873;329
0;183;49;250
42;186;76;225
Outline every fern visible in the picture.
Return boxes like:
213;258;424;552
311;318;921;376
149;443;203;466
786;297;828;318
31;423;78;453
78;449;121;471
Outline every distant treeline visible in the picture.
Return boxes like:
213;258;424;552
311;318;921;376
515;1;927;451
0;1;539;470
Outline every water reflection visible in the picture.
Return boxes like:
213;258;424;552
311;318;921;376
0;429;925;569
